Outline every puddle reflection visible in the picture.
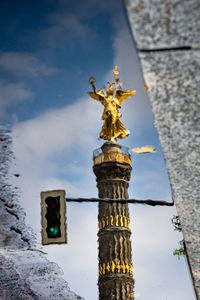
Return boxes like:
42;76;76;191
0;0;196;299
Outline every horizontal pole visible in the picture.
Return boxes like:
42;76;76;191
138;46;193;52
65;198;174;206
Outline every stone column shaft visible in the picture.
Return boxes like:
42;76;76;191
93;142;134;300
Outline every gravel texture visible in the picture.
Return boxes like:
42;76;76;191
125;0;200;298
125;0;200;49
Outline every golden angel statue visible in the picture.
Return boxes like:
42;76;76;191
88;65;136;141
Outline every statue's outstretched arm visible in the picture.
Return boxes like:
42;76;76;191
88;76;105;103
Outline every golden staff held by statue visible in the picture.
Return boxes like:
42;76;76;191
88;65;136;141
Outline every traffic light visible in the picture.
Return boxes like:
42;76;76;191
41;190;67;245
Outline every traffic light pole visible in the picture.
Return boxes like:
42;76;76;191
65;198;174;206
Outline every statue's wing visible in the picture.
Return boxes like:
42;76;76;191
88;89;105;103
114;89;136;107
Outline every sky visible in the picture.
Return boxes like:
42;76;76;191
0;0;196;299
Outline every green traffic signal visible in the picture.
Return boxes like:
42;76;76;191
49;226;60;237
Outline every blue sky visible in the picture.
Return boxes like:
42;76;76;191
0;0;196;299
0;0;116;122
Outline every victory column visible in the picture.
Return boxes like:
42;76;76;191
89;66;136;300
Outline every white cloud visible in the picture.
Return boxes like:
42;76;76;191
50;13;94;39
0;52;57;119
12;96;101;160
41;12;97;50
0;79;34;119
10;95;101;227
0;52;56;77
